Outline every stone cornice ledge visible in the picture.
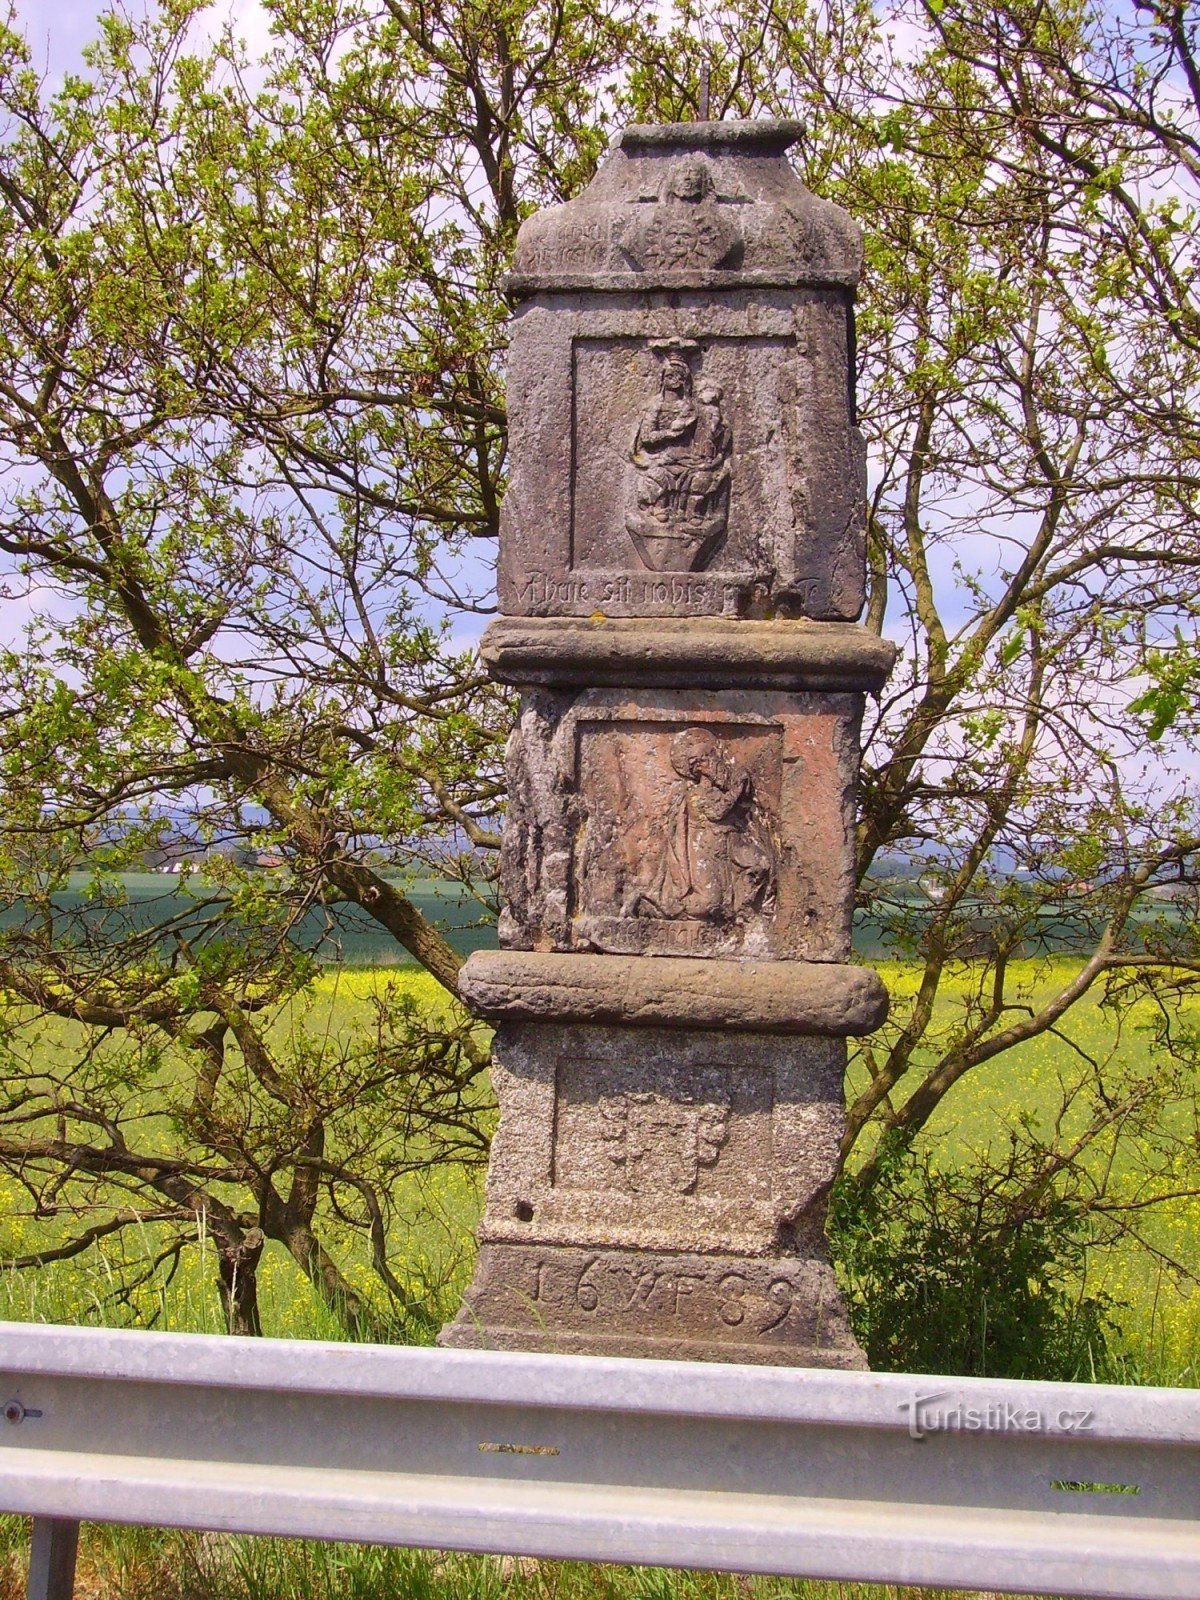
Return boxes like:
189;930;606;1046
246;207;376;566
480;617;897;692
615;119;805;151
458;952;888;1036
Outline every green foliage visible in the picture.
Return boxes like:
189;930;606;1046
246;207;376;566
0;967;490;1341
0;1519;1009;1600
831;1136;1120;1380
1130;641;1200;741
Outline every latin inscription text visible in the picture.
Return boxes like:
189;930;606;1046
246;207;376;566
513;571;824;614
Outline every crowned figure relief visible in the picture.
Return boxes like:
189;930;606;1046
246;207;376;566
626;342;732;572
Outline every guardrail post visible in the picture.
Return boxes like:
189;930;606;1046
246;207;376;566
26;1517;79;1600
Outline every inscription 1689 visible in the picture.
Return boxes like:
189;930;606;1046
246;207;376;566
508;1246;838;1345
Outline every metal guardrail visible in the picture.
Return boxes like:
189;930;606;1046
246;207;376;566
1;1320;1198;1600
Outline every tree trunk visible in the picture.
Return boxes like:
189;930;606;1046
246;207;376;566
216;1227;265;1336
282;1221;390;1342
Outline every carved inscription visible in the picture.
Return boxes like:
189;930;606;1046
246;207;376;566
517;1248;836;1345
518;218;610;274
626;341;731;572
510;571;826;617
512;572;756;613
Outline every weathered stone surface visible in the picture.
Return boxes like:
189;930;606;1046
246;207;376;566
474;1024;846;1253
439;1243;864;1367
440;117;887;1372
480;616;897;691
459;952;888;1035
507;120;860;294
497;117;864;622
438;1023;864;1366
497;686;861;962
498;291;866;620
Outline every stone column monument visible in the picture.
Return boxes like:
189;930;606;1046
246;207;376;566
440;119;895;1367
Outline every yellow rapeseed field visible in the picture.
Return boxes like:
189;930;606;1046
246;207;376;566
3;959;1198;1378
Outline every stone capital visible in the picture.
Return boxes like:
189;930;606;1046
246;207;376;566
480;616;897;691
507;120;861;298
458;951;888;1036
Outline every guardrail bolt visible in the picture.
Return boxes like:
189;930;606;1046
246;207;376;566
3;1399;41;1424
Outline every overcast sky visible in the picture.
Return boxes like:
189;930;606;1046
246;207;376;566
12;0;272;80
16;0;134;74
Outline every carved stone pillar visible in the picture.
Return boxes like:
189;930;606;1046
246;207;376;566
439;120;894;1367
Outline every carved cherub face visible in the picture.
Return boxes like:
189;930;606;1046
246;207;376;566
666;155;713;204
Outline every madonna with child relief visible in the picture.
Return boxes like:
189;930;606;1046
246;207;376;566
625;340;732;573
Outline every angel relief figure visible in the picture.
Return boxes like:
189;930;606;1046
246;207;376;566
625;343;731;572
624;728;778;925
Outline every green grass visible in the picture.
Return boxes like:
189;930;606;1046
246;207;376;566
6;957;1200;1356
5;958;1200;1358
0;964;485;1344
0;1527;1031;1600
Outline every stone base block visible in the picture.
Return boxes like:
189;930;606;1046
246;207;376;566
439;1242;865;1367
478;1023;848;1256
439;1022;866;1368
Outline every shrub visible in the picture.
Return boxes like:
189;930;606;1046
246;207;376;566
829;1136;1120;1380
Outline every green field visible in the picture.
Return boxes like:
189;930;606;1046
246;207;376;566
1;958;1196;1598
0;873;502;966
856;961;1200;1380
0;964;477;1341
6;874;1185;966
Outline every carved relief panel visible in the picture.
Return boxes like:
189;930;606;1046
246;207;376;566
620;341;733;572
573;719;783;956
508;124;862;291
499;290;865;620
617;152;745;272
499;687;859;962
478;1024;846;1259
572;333;789;581
556;1058;765;1200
